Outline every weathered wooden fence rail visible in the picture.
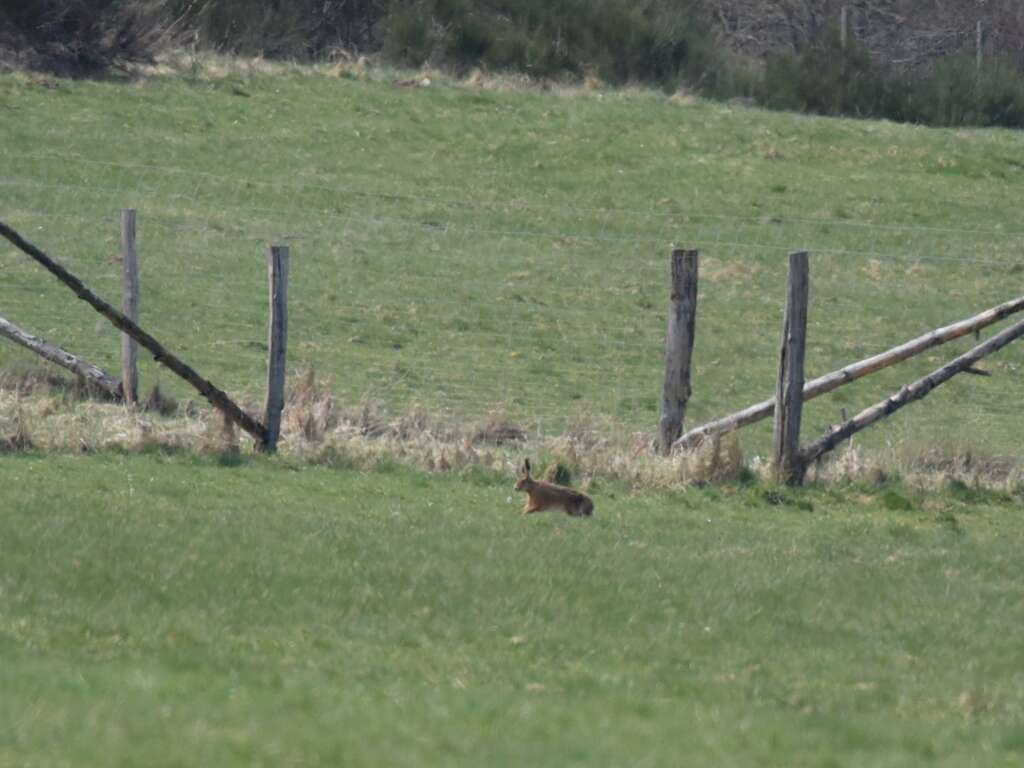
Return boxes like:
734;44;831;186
672;293;1024;453
0;315;123;399
0;219;278;450
800;316;1024;476
666;248;1024;486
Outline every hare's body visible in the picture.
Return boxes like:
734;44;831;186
514;460;593;517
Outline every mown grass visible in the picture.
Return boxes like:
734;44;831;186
1;60;1023;462
1;451;1024;766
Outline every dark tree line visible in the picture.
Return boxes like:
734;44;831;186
2;0;1024;127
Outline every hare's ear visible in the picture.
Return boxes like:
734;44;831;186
524;458;531;475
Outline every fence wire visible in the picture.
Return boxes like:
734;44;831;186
2;152;1022;461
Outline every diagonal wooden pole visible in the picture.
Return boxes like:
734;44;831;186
0;315;123;399
673;294;1024;453
801;317;1024;468
0;219;270;447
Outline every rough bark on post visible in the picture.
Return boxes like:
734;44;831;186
0;219;270;446
802;317;1024;468
658;248;698;455
772;252;809;485
259;245;289;454
121;209;139;405
976;20;983;75
672;293;1024;453
0;315;123;400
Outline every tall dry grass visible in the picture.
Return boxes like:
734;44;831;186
1;367;1020;492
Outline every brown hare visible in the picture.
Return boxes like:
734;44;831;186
514;459;594;517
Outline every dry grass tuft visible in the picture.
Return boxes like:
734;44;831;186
123;419;162;453
338;398;389;438
462;68;540;93
680;431;745;485
808;443;889;486
468;412;527;446
283;368;337;443
806;439;1024;493
669;87;698;106
0;367;118;403
327;50;370;80
0;401;34;453
2;370;1021;491
198;412;239;455
143;383;178;416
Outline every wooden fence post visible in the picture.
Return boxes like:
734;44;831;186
840;5;848;49
976;20;983;76
121;209;139;405
658;248;699;455
260;245;289;453
772;251;809;485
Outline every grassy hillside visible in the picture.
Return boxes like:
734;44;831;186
1;60;1023;465
3;63;1024;766
3;451;1024;766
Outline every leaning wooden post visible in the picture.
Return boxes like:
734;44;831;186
0;315;123;400
0;219;270;446
259;245;289;453
672;293;1024;452
772;252;809;485
120;209;139;405
801;316;1024;468
658;248;699;455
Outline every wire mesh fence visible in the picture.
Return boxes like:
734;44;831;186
2;150;1022;461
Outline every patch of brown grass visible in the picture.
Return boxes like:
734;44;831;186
681;431;745;485
0;367;119;403
806;439;1024;493
468;412;527;446
0;400;34;453
143;383;178;416
198;412;239;455
282;368;337;444
1;369;1020;492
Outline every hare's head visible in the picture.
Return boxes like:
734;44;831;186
514;459;533;491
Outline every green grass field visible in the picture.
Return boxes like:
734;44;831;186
2;451;1024;766
3;59;1024;766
